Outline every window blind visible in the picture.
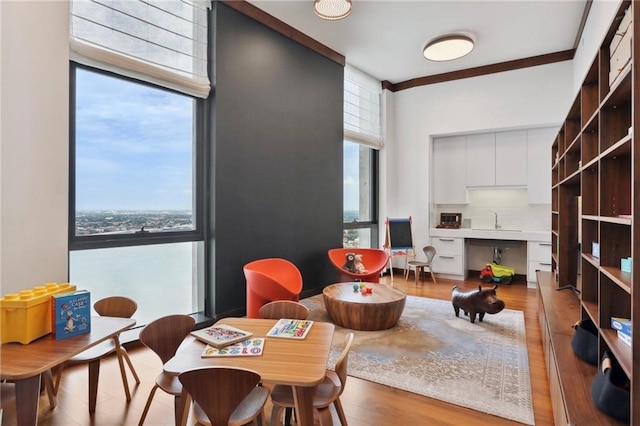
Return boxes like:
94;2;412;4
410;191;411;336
344;64;383;150
70;0;210;98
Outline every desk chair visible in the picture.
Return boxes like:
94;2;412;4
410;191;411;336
54;296;140;402
178;367;269;426
138;314;195;425
258;300;309;321
406;246;437;285
270;332;354;426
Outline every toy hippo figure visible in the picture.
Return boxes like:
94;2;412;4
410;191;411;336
451;285;505;323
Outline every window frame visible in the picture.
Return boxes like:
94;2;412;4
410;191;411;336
68;63;207;251
342;142;379;247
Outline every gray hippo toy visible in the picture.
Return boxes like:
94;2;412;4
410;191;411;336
452;285;505;323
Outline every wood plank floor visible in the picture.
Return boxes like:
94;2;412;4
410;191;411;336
1;273;554;425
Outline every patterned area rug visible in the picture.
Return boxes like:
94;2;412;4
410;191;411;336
300;294;534;425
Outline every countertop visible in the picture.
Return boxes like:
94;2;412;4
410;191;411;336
430;228;551;242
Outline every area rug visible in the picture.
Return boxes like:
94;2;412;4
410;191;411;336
300;294;534;425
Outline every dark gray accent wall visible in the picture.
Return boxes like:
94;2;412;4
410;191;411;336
208;3;344;316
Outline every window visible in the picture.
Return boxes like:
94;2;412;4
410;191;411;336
343;140;378;248
343;64;381;248
69;65;205;323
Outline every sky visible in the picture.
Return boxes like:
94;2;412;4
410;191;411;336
75;68;193;211
76;67;361;213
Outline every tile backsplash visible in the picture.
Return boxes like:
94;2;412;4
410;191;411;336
433;188;550;231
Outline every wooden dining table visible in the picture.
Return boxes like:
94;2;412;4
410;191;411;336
164;317;336;426
0;316;136;426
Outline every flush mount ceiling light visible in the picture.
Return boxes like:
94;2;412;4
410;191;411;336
313;0;352;20
423;35;475;61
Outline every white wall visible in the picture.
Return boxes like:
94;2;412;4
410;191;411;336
384;61;573;256
0;1;69;295
572;0;622;95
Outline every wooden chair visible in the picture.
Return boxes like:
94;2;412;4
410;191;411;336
54;296;140;401
178;366;269;426
258;299;309;425
270;332;354;426
138;314;195;425
406;245;437;285
258;300;309;321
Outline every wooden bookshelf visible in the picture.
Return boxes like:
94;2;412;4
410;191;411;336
544;1;637;424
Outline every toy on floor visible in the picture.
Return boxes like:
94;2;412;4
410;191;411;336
451;284;505;323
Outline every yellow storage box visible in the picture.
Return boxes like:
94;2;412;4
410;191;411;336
1;283;76;344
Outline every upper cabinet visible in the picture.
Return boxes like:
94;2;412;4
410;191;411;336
527;127;556;204
432;136;467;204
495;130;527;186
465;133;495;187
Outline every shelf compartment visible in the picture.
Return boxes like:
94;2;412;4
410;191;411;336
581;257;598;307
598;221;631;277
564;96;581;145
580;165;598;216
564;137;581;176
581;57;599;127
581;115;599;165
600;150;631;217
599;70;631;153
601;328;632;378
580;218;598;256
552;211;558;233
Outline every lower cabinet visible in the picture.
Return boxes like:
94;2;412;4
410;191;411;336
527;241;553;283
430;237;465;276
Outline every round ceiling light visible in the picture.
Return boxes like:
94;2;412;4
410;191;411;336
313;0;352;20
423;35;475;61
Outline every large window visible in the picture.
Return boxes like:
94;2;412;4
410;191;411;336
343;140;377;248
69;65;205;324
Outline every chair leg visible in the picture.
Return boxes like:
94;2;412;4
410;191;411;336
317;406;334;425
334;398;348;426
138;384;159;426
113;338;132;402
53;363;65;394
42;369;57;408
429;267;437;283
270;405;285;426
121;347;141;384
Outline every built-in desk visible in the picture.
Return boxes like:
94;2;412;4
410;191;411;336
429;228;552;285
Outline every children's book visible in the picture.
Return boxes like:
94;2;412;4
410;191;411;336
191;323;252;348
201;337;265;357
52;290;91;339
266;319;313;339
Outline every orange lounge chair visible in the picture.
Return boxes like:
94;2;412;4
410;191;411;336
243;258;303;318
327;248;389;283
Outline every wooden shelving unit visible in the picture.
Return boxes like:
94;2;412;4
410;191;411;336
546;1;637;424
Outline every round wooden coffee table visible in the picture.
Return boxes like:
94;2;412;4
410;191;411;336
322;282;407;331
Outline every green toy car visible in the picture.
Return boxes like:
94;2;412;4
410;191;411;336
479;262;515;284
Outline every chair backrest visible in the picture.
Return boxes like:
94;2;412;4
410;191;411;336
423;246;437;264
178;367;262;426
334;333;355;397
93;296;138;318
259;300;309;320
243;258;303;294
139;314;195;364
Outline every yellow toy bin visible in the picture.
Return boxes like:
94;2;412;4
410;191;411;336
1;283;77;344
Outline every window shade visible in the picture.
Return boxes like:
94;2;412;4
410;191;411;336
344;64;383;150
70;0;210;98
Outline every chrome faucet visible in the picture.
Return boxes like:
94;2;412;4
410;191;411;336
494;212;501;230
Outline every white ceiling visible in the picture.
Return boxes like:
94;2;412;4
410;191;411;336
248;0;589;84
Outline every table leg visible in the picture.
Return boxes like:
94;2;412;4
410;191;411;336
14;375;41;426
292;386;318;426
88;359;100;413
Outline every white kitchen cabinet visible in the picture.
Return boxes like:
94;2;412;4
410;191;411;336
527;240;552;284
527;127;556;204
465;133;495;187
430;237;465;276
432;136;467;204
495;130;527;186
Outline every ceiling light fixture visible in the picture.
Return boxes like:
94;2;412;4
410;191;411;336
423;35;475;61
313;0;352;20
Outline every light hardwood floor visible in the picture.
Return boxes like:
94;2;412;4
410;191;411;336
1;273;554;425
